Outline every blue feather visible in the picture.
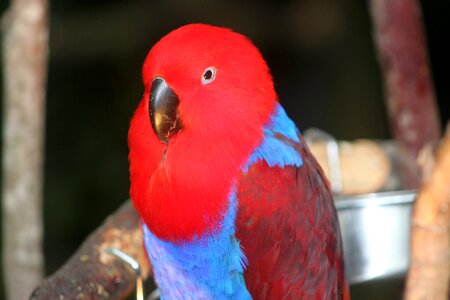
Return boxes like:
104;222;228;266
244;103;303;171
142;103;303;299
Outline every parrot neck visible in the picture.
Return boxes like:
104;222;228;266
142;190;251;299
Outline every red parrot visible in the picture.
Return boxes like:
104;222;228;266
128;24;349;299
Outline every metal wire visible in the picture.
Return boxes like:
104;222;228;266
106;247;144;300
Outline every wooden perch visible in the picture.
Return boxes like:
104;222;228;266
369;0;441;188
404;123;450;299
30;201;151;300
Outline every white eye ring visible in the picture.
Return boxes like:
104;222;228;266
201;67;216;84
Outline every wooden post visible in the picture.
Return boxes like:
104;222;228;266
1;0;48;298
369;0;441;188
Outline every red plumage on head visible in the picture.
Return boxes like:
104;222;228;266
128;24;276;242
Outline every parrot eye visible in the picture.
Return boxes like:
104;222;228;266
201;67;216;84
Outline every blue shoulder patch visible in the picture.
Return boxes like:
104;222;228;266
244;103;303;171
142;190;251;300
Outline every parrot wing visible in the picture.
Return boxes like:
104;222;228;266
236;134;349;300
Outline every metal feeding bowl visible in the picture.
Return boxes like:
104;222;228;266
303;128;417;285
336;190;416;284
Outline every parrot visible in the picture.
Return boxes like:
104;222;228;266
128;24;349;299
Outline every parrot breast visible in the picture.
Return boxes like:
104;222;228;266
142;103;305;299
143;191;251;300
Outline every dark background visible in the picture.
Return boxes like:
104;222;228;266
0;0;449;298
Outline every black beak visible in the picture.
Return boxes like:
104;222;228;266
149;77;183;144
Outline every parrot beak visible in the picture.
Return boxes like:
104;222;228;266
149;77;183;144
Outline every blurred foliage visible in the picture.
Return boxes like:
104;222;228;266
0;1;449;298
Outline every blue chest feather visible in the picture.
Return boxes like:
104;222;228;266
142;103;303;299
143;191;249;299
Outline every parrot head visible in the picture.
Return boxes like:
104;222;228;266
129;24;277;242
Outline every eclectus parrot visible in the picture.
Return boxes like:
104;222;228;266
129;24;349;299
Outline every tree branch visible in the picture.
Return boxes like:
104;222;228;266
404;123;450;299
30;201;151;299
2;0;48;298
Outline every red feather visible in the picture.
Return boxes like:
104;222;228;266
236;136;350;299
129;24;276;241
